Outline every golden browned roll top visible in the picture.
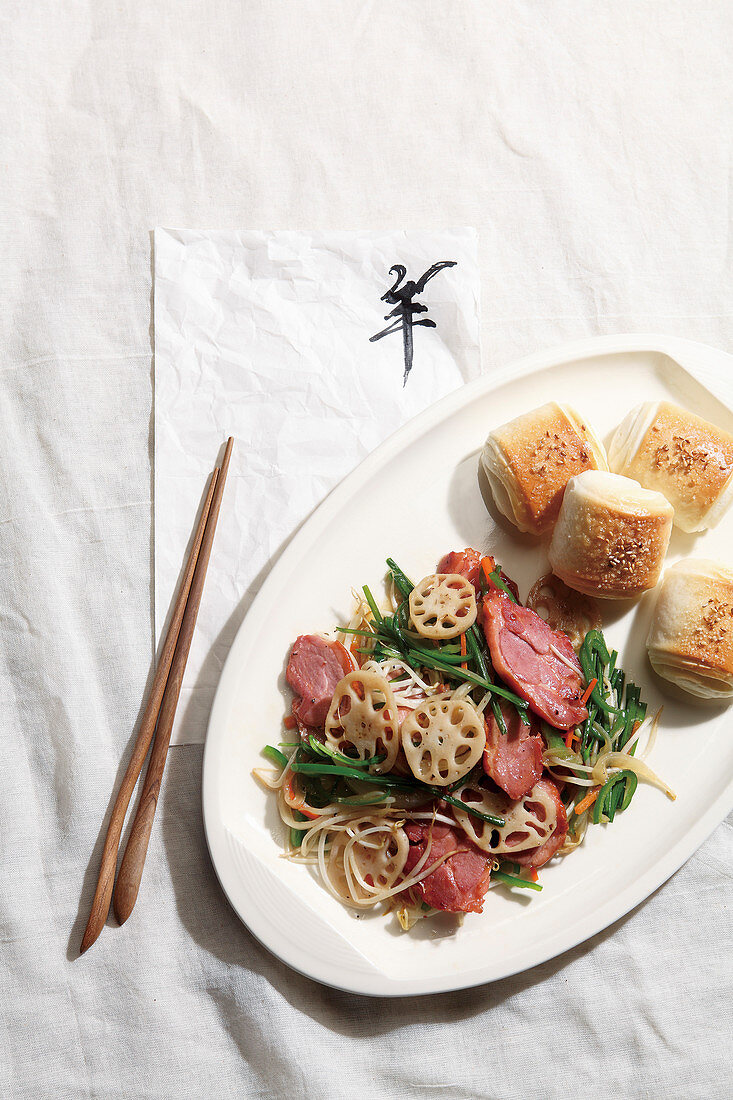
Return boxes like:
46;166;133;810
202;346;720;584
609;401;733;532
646;559;733;699
548;470;674;599
481;402;608;536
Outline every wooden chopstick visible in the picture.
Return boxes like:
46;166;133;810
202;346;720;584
113;435;234;926
80;464;220;954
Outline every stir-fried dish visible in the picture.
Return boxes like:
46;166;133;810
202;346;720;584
255;549;674;929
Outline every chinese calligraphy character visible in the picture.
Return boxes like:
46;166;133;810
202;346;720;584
369;260;457;386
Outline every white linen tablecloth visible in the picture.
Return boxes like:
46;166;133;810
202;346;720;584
1;3;731;1097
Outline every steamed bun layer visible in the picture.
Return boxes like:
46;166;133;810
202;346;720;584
609;401;733;533
646;559;733;700
548;470;673;599
481;402;607;536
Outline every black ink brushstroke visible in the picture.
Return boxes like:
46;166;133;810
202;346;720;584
370;260;457;386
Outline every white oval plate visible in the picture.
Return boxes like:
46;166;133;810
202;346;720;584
203;334;733;996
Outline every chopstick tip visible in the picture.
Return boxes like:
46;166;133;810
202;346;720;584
79;927;97;955
219;436;234;476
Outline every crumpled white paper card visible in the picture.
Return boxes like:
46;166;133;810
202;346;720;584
154;227;480;744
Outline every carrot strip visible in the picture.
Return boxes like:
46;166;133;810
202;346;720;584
580;677;598;705
284;773;319;820
460;632;467;671
283;773;299;803
480;556;497;590
528;869;539;882
564;729;578;749
283;715;297;730
575;787;599;816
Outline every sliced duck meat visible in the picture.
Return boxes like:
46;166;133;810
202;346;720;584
481;594;588;730
397;706;413;727
483;705;544;799
512;778;568;868
403;822;492;913
438;548;483;590
285;635;355;730
438;547;520;601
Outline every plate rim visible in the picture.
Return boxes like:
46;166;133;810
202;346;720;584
202;332;733;996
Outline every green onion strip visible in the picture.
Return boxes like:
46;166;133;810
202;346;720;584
290;756;506;828
493;869;543;892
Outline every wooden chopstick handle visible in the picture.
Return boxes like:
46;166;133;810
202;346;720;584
79;467;219;954
113;437;233;925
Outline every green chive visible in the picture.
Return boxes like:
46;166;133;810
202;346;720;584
607;781;623;821
290;760;506;828
406;649;528;708
579;630;619;715
292;760;416;787
362;584;383;624
332;791;389;806
440;791;506;827
493;869;543;892
406;644;468;666
290;809;308;848
305;734;385;769
541;722;573;760
466;624;529;727
488;568;518;603
262;744;288;769
385;557;415;598
618;770;638;812
593;770;637;824
466;624;489;677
